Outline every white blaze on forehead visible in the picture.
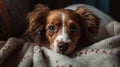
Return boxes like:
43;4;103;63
53;12;71;52
53;12;71;47
52;12;71;51
60;12;71;42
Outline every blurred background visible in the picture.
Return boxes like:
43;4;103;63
0;0;120;40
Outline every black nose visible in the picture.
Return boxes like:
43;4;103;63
58;43;69;52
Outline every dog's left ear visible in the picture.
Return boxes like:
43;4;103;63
24;4;49;42
76;6;100;37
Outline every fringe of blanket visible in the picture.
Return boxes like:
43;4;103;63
0;38;34;67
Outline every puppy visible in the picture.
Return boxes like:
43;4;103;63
25;4;100;55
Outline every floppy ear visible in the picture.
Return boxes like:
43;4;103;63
76;6;100;38
24;4;49;42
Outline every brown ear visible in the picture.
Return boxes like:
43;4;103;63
76;6;100;37
24;4;49;42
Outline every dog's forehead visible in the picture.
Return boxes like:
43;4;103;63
48;9;76;18
46;9;80;23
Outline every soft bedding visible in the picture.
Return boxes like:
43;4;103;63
0;34;120;67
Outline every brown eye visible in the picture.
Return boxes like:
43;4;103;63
70;25;78;33
48;25;56;32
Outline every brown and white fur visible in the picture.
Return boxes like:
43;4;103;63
25;4;100;55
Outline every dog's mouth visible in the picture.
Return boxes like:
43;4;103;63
55;42;70;55
57;51;66;54
56;49;69;55
50;41;77;55
49;45;69;55
56;46;75;55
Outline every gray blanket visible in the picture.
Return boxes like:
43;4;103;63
0;35;120;67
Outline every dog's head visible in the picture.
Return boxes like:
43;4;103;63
25;4;100;55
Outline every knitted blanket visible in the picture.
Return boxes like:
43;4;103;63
0;35;120;67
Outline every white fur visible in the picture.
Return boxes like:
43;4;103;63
53;12;71;51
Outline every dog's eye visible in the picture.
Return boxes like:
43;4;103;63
37;31;41;35
70;25;78;33
48;25;56;32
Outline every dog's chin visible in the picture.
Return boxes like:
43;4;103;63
56;50;68;55
49;46;75;55
55;49;73;55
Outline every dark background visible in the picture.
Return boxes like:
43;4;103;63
110;0;120;22
32;0;120;21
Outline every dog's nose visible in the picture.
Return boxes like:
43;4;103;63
58;43;69;52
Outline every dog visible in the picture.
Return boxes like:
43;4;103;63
25;4;100;55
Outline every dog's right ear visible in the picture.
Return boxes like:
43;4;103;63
24;4;49;42
27;4;49;24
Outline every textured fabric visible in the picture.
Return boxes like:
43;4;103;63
106;21;120;36
0;35;120;67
